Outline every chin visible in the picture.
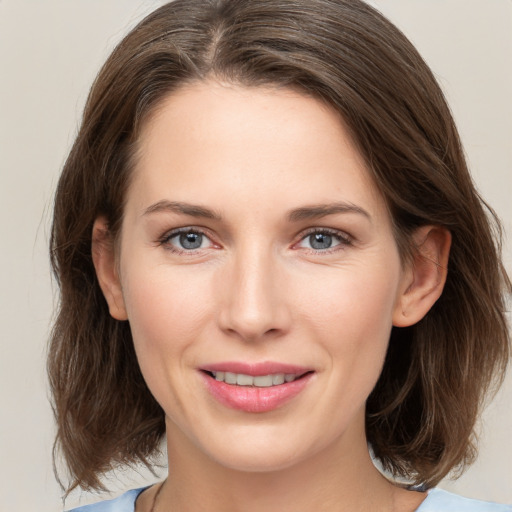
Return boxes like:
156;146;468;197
191;419;338;474
208;443;307;473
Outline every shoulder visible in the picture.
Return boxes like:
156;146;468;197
417;488;512;512
66;487;147;512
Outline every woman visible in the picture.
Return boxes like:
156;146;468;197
48;0;511;510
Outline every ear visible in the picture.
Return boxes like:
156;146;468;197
392;226;451;327
91;217;128;321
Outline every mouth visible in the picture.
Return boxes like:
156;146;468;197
199;363;314;413
203;370;310;387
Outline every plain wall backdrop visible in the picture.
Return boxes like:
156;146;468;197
0;1;510;510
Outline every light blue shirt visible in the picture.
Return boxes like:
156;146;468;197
417;489;512;511
68;487;512;511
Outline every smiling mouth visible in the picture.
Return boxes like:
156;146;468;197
200;367;314;412
203;371;311;387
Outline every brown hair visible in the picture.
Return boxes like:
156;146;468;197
49;0;511;493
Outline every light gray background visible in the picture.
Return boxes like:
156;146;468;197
0;1;510;510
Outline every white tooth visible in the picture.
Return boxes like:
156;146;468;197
214;371;224;382
254;375;273;387
237;374;254;386
284;374;296;383
224;372;237;384
272;373;285;385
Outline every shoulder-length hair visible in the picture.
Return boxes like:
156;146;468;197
49;0;511;493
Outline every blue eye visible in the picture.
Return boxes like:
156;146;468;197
164;229;212;251
297;230;350;251
178;232;203;250
308;233;336;250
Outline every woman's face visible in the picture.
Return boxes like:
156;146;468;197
107;81;412;472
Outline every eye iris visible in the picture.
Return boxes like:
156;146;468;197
310;233;332;250
179;232;202;249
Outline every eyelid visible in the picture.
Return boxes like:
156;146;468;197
293;227;354;253
156;225;353;255
158;226;219;253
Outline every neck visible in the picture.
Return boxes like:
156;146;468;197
152;415;420;512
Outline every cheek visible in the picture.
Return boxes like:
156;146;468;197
120;262;212;374
299;263;399;338
297;262;400;389
119;265;218;424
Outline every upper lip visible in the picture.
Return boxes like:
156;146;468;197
200;361;312;376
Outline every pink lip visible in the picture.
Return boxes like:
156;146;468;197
200;361;310;376
199;361;314;413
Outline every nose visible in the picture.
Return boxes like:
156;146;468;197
217;244;292;342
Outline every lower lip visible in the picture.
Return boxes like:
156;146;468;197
201;372;314;413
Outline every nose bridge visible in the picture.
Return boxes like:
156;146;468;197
218;240;290;340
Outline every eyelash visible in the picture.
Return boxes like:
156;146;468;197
295;227;353;254
157;227;215;255
157;226;353;255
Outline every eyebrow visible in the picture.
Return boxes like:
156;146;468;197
287;202;371;222
142;200;370;223
143;200;222;220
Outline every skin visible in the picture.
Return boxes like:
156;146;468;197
93;81;450;512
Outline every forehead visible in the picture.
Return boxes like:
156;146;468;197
129;80;385;218
140;81;359;160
